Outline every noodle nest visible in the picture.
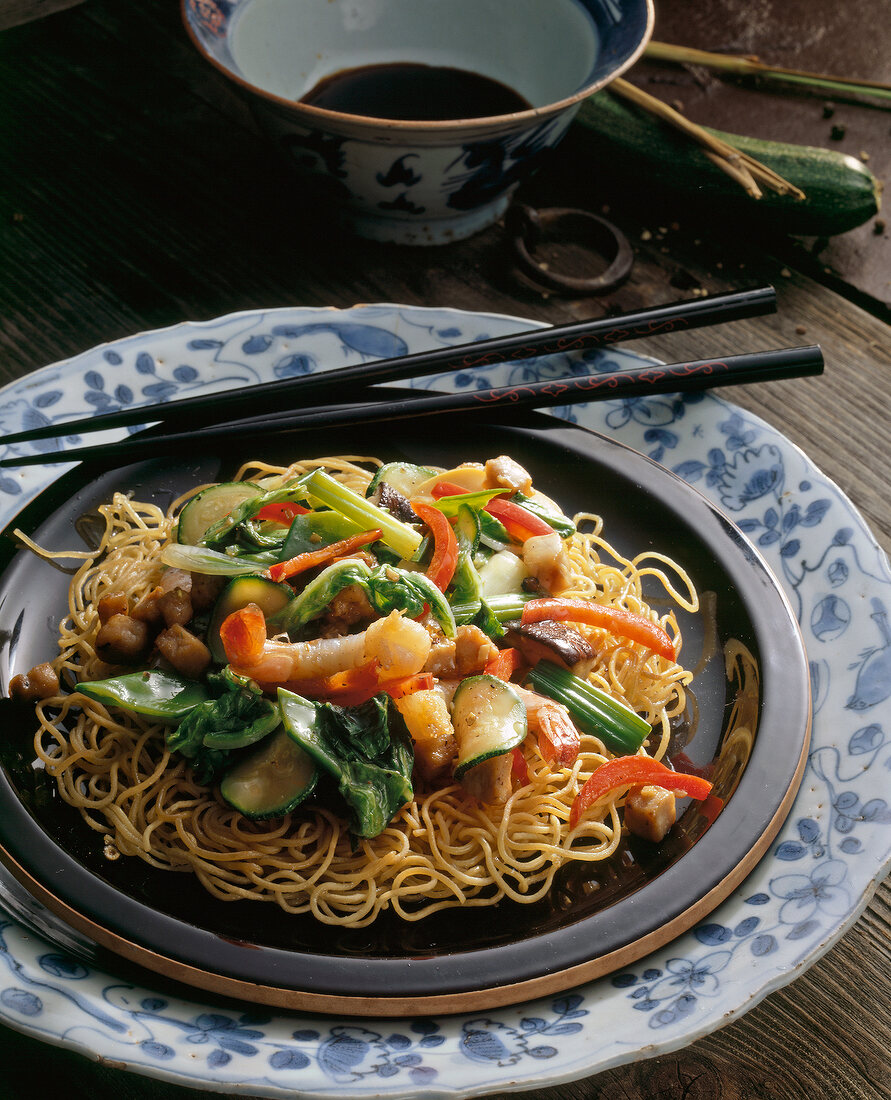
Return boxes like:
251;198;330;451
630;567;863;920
31;456;697;926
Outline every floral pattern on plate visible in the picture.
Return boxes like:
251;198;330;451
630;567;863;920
0;305;889;1099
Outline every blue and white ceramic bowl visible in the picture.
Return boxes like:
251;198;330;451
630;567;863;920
182;0;653;244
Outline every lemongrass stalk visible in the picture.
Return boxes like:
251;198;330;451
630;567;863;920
645;41;891;104
611;78;806;200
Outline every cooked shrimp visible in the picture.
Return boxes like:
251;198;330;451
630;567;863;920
512;685;581;767
484;455;533;496
220;605;431;684
522;530;573;595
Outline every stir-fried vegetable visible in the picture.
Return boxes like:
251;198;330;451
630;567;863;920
431;479;556;542
279;688;414;838
522;598;677;663
569;756;713;830
57;453;701;847
77;669;208;721
410;501;458;592
267;528;382;583
527;660;652;756
303;469;422;560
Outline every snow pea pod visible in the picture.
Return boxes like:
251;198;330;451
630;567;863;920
77;669;209;722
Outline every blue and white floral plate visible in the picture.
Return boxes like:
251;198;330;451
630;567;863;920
0;304;888;1098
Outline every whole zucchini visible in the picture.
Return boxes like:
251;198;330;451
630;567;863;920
573;91;881;237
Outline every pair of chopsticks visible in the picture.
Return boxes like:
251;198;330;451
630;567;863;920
0;286;823;468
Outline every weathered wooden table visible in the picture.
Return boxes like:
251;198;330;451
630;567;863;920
0;3;888;1098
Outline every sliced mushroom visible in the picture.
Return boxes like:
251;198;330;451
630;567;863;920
504;619;596;677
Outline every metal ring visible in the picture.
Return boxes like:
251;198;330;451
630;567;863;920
506;204;634;294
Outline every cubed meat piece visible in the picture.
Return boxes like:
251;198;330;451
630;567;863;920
624;784;677;843
460;752;513;804
484;455;533;496
314;583;376;640
424;624;499;678
97;594;129;624
189;571;226;612
130;587;164;625
505;619;595;676
95;614;152;664
132;569;194;626
155;624;211;679
158;584;193;627
8;662;60;701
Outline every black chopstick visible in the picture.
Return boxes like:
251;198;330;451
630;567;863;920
0;344;823;469
1;286;777;446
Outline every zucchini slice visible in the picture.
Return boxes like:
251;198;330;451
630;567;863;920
176;482;261;546
219;726;318;819
451;674;527;778
207;575;294;663
453;503;481;554
366;461;438;500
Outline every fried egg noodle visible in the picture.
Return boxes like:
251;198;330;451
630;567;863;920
27;456;697;927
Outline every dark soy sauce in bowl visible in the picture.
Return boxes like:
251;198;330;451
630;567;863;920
300;62;532;120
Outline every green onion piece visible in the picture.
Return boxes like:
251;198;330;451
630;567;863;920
161;544;268;576
528;660;651;755
451;592;534;623
304;470;422;561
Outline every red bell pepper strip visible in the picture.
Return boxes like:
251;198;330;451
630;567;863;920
219;602;267;666
380;671;435;701
484;647;524;682
483;497;554;541
280;665;435;707
266;528;382;583
253;501;310;524
510;745;530;787
431;480;553;541
522;598;676;663
280;660;382;705
410;501;459;592
570;755;713;829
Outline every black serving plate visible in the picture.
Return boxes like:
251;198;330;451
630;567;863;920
0;411;810;1015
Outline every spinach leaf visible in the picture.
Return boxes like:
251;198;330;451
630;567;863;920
279;690;413;838
365;564;456;638
167;678;280;784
